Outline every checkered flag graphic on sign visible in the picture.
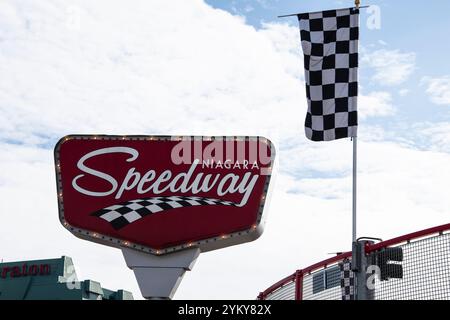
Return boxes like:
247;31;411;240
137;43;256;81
298;8;359;141
91;196;238;230
340;259;356;300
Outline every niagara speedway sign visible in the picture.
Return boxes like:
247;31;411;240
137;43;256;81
54;135;275;255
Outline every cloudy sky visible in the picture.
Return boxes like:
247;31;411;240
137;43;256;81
1;0;449;299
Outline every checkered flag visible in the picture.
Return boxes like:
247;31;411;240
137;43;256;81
91;196;238;230
340;259;356;300
298;8;359;141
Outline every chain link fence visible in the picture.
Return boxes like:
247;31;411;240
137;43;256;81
370;232;450;300
259;224;450;300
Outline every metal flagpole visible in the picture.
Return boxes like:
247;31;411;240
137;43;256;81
352;137;357;243
278;5;369;18
351;0;369;301
353;0;360;245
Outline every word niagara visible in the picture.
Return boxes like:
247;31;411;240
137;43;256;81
71;147;260;207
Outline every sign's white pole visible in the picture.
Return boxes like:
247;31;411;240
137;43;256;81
352;137;357;243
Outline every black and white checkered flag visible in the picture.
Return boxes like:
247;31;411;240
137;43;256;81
340;259;356;300
298;8;359;141
91;196;238;230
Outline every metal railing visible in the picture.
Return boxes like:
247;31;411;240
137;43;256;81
258;223;450;300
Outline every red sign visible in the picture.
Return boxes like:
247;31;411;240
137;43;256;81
0;264;51;278
54;135;275;255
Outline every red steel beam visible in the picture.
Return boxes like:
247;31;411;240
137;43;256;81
366;223;450;253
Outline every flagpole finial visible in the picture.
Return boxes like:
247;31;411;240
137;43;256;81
355;0;361;9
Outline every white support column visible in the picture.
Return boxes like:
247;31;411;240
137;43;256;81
122;248;200;300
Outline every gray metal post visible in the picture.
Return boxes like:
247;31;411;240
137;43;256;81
352;240;374;300
122;248;200;300
352;137;357;243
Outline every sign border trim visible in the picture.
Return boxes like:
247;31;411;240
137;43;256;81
54;134;275;255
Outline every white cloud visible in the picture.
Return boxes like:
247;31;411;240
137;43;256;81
416;122;450;153
363;49;416;86
422;76;450;105
0;0;449;301
259;22;303;79
278;139;450;228
255;0;272;9
0;0;304;145
244;5;255;13
359;91;395;119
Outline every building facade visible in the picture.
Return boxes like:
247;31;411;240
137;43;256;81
0;256;133;300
